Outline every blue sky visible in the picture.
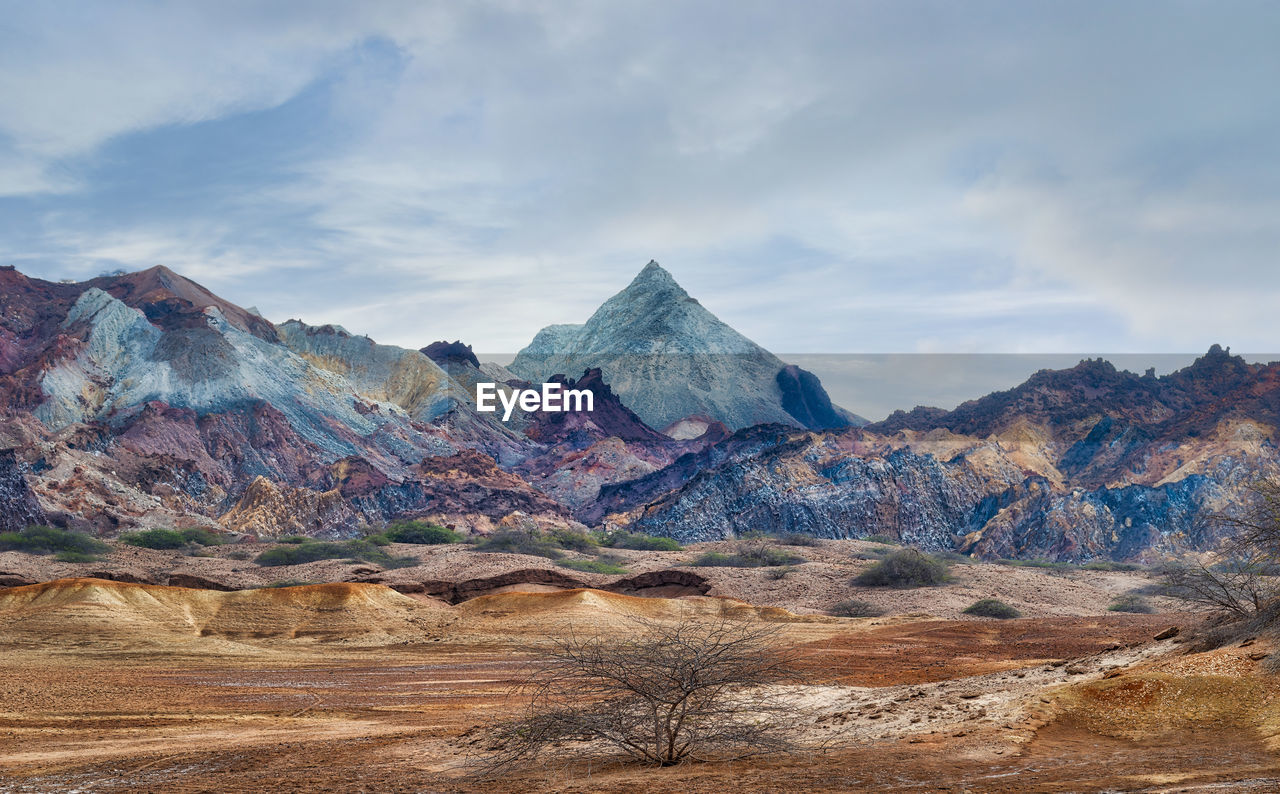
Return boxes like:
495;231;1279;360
1;1;1278;354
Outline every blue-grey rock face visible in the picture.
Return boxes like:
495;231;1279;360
510;261;853;433
0;448;46;533
622;426;1263;562
35;289;436;466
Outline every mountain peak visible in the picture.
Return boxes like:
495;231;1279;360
510;261;854;432
624;260;684;294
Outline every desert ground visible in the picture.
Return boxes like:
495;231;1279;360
2;540;1279;793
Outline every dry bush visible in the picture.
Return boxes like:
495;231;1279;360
475;618;805;774
1160;482;1280;620
1160;481;1280;658
1159;557;1276;619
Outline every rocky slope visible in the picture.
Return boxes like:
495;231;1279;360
0;268;573;537
598;348;1277;561
510;261;857;432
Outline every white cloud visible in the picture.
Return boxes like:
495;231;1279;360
1;1;1278;354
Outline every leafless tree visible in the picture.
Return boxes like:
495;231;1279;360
1160;557;1275;619
1218;479;1280;563
1161;480;1280;619
475;617;805;774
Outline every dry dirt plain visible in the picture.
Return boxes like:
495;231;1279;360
1;545;1279;792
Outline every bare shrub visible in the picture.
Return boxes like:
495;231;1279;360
1159;557;1275;619
476;618;804;774
1159;481;1280;657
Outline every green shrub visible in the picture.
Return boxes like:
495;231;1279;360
1107;593;1156;613
853;549;951;588
183;527;227;546
558;558;629;575
120;529;186;549
601;531;683;551
829;598;885;618
278;536;307;544
0;525;109;560
382;520;463;545
254;539;417;568
470;530;564;559
54;550;100;563
690;547;805;568
120;527;227;549
547;527;598;552
963;598;1022;619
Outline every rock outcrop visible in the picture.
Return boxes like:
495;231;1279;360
219;476;359;538
0;448;47;532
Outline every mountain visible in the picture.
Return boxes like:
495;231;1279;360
607;424;1232;561
590;347;1280;561
0;266;579;536
871;345;1280;490
510;261;858;432
2;262;1277;564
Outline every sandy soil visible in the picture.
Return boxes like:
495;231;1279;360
1;575;1277;792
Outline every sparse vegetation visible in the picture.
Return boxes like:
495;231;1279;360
829;598;884;617
254;539;417;568
776;532;822;547
380;520;463;545
558;558;628;575
765;565;795;580
599;530;683;551
997;557;1072;570
470;529;564;559
863;534;899;545
478;618;804;773
120;527;228;550
262;579;321;588
691;533;806;568
1082;560;1141;572
546;527;598;552
963;598;1021;619
0;525;109;561
690;547;805;568
1108;593;1156;613
853;548;951;588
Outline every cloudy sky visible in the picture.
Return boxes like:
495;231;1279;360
1;1;1277;356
